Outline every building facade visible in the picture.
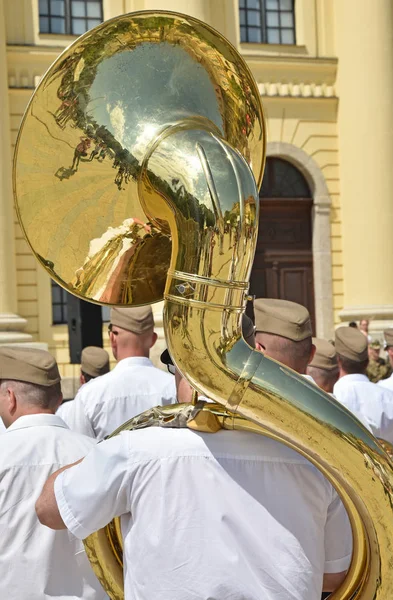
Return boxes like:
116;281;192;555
2;0;392;393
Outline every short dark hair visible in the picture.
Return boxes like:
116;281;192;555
81;371;94;383
255;332;313;373
337;354;368;375
0;380;61;410
307;365;339;392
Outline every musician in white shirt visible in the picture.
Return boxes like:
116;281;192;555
0;346;107;600
57;345;110;423
378;328;393;392
333;327;393;442
37;303;352;599
37;423;352;600
62;306;176;440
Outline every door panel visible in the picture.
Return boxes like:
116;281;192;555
250;198;316;332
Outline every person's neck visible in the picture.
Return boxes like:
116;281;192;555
9;408;55;426
116;350;149;362
339;369;365;379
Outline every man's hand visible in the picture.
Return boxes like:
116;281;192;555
35;458;83;530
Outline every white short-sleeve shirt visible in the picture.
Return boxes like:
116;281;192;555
334;373;393;442
56;399;76;422
0;413;108;600
60;357;176;440
378;373;393;392
0;417;5;433
55;428;352;600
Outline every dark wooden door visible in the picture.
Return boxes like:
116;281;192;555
250;198;316;332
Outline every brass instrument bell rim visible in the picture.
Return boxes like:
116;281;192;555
13;9;266;307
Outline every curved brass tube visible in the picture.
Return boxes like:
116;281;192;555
142;126;393;599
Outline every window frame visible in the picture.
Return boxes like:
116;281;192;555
51;281;69;325
240;0;296;46
39;0;103;36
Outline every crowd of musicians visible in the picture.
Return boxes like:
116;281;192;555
1;299;393;600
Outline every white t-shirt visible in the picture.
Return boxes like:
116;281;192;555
60;357;176;440
378;373;393;392
0;413;107;600
55;428;352;600
0;417;5;433
334;374;393;442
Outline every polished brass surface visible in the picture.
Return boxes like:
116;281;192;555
13;10;393;600
14;11;264;306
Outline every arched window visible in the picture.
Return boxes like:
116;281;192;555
260;157;311;197
39;0;103;35
240;0;296;45
250;157;315;331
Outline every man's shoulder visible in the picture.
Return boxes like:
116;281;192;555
75;370;113;399
79;361;173;388
0;425;96;468
118;427;314;467
378;375;393;390
56;424;97;446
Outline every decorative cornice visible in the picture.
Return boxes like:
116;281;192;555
258;81;335;98
7;44;64;88
243;54;337;99
339;306;393;322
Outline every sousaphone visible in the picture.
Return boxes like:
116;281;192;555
13;11;393;600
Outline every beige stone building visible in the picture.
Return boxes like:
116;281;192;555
2;0;392;392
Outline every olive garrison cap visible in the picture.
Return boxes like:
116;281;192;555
335;327;368;362
309;338;337;371
81;346;110;378
110;306;154;334
384;329;393;348
0;346;61;386
254;298;312;341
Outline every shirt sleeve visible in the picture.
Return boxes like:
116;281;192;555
324;490;352;573
61;392;96;439
54;434;131;540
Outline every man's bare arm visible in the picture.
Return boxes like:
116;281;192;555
323;571;347;592
35;458;83;530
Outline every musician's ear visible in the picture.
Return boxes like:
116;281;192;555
255;341;265;354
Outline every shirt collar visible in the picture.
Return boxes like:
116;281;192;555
114;356;153;371
302;374;316;384
6;413;69;433
339;373;369;384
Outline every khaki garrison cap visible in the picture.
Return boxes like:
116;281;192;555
335;327;368;362
0;346;61;386
309;338;337;371
242;314;255;347
254;298;312;341
110;306;154;334
384;329;393;348
81;346;110;378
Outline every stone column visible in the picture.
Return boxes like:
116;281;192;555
335;0;393;338
0;1;32;344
